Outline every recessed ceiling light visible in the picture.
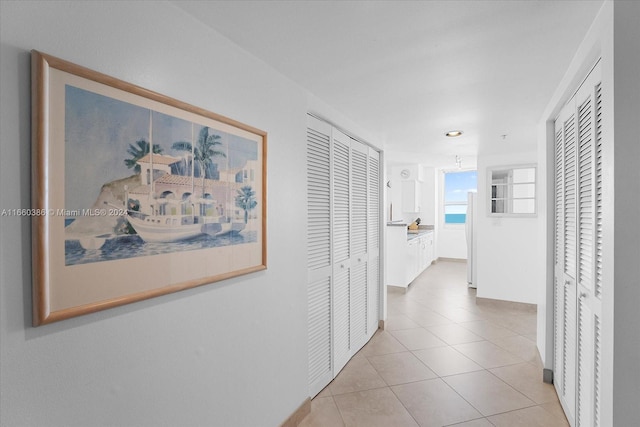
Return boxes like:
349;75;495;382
446;130;463;137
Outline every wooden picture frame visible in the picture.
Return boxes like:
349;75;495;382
31;51;267;325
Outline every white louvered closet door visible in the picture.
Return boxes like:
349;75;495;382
332;129;353;375
553;61;603;427
575;62;603;427
306;114;382;398
306;117;333;397
367;147;381;335
350;140;369;352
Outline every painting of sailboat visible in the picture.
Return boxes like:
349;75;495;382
64;86;258;265
31;50;266;325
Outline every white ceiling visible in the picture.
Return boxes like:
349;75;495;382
173;0;604;168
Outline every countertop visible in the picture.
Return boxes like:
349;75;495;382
386;222;434;241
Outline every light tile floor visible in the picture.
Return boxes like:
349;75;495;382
300;260;569;427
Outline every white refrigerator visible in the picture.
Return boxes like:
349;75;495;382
465;192;477;288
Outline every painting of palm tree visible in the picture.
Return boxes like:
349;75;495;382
172;126;226;182
124;139;163;173
235;185;258;224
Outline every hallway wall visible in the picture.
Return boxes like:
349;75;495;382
0;2;381;426
476;150;539;304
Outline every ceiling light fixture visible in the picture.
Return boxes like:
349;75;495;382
446;130;463;137
455;155;462;169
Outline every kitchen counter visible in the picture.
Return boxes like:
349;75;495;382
407;229;433;241
386;225;435;290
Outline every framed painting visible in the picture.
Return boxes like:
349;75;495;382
31;51;267;325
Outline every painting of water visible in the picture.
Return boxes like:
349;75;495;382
31;51;266;324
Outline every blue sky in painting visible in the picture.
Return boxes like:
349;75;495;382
64;85;257;211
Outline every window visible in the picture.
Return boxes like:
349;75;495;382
444;170;477;224
489;166;536;216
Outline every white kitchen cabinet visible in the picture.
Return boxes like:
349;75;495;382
406;238;419;284
386;228;434;290
424;232;434;266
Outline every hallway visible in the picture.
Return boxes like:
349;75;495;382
301;260;568;427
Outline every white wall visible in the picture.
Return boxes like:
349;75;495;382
0;2;382;426
611;1;640;424
475;151;539;304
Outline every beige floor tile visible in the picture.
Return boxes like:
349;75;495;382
539;400;570;421
443;370;535;416
426;323;485;345
329;356;387;396
316;383;332;398
367;351;437;386
489;335;542;365
443;418;493;426
392;378;483;427
385;314;422;331
389;328;447;350
487;405;570;426
404;310;453;328
433;306;484;322
333;387;419;427
459;320;519;340
358;330;408;357
299;396;345;427
311;261;567;427
452;341;524;369
490;363;559;404
412;346;483;377
490;314;538;335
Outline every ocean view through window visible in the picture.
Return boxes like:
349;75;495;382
444;170;477;224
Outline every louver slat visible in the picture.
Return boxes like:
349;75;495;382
367;153;380;330
577;294;593;427
307;129;331;270
368;256;379;329
350;262;368;340
308;277;331;384
333;139;350;263
554;276;564;392
351;149;368;256
368;155;380;251
578;97;593;290
564;115;577;278
333;268;350;364
594;83;604;299
563;279;577;401
594;314;602;426
555;129;564;266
